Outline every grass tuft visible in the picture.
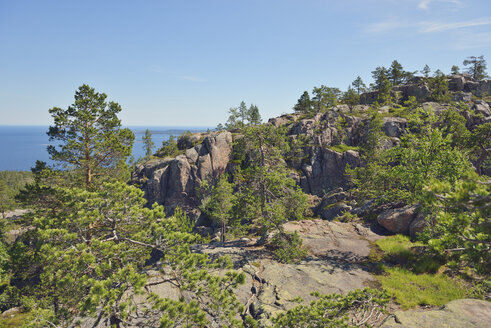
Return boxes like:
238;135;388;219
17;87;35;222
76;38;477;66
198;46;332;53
378;267;469;309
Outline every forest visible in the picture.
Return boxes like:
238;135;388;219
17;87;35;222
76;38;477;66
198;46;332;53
0;56;489;327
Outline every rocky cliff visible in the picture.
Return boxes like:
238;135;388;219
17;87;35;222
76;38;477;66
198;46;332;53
132;131;233;220
133;88;490;226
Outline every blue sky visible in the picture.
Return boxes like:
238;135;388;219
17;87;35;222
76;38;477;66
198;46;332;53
0;0;490;126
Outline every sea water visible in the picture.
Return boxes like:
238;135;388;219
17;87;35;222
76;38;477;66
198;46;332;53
0;126;210;171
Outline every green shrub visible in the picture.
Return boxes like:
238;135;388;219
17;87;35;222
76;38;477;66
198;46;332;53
272;288;390;328
270;231;308;264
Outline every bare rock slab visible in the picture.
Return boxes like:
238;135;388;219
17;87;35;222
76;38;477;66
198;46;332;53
382;299;491;328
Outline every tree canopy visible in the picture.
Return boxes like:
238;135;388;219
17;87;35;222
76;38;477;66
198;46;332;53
47;84;134;188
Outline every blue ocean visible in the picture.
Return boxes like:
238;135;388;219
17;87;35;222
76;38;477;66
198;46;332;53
0;126;211;171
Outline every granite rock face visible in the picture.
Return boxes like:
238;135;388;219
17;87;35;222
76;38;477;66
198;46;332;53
382;299;491;328
132;131;233;219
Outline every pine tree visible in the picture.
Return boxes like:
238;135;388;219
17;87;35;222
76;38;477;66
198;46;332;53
247;104;262;125
47;84;134;188
342;86;360;109
233;125;308;253
371;66;389;90
23;182;249;327
293;91;313;114
421;64;431;78
451;65;460;75
312;85;341;113
351;76;366;94
463;55;488;80
389;60;405;85
428;70;451;102
142;128;155;158
200;175;236;242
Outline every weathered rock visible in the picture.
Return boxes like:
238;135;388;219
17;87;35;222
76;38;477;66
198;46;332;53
300;148;360;196
474;79;491;97
377;205;419;234
473;100;491;117
268;114;299;127
452;92;473;102
421;102;448;115
382;117;407;138
132;131;233;219
448;74;466;92
409;212;429;237
382;299;491;328
283;219;383;259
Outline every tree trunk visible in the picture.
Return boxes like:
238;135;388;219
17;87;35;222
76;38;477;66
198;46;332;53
221;221;226;243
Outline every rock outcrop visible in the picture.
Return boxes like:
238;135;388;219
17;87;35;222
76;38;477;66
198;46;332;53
133;97;488;227
360;74;491;104
132;131;233;219
194;220;383;324
382;299;491;328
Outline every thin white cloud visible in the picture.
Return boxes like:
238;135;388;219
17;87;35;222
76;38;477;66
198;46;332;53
364;19;413;34
179;75;207;82
419;17;491;33
418;0;462;10
364;17;491;34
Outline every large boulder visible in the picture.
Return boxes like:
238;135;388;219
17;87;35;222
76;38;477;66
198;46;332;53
377;205;419;234
132;131;233;219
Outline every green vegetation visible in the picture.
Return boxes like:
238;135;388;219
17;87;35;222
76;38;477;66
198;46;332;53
1;56;491;326
142;128;155;159
0;311;29;327
348;111;471;205
422;174;490;275
375;235;470;309
378;267;469;309
224;101;262;130
463;55;488;80
328;144;360;153
155;134;181;158
271;288;390;328
47;84;134;188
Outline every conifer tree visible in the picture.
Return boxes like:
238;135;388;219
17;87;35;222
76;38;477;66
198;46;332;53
247;104;262;125
351;76;366;94
421;64;431;78
293;91;313;114
200;174;236;242
142;128;155;158
463;55;488;80
312;85;341;113
388;60;405;85
47;84;134;188
371;66;389;90
24;182;248;327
